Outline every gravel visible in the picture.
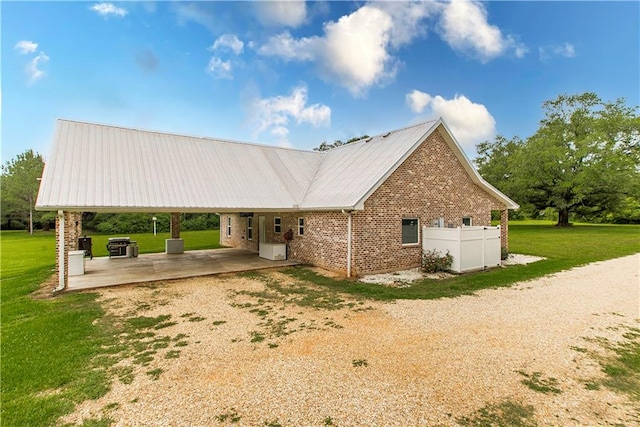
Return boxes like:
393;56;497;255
62;254;639;426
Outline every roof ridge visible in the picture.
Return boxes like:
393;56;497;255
56;118;321;155
323;119;438;152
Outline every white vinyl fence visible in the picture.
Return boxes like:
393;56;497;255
422;226;501;273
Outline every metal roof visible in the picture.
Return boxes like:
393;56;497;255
36;118;519;212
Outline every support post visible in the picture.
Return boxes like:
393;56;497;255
166;212;184;254
500;209;509;252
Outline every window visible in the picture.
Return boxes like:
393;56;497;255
462;217;472;227
247;217;253;240
226;216;231;236
402;218;419;245
298;217;305;235
274;217;281;233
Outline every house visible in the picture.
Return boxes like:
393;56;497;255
36;118;518;289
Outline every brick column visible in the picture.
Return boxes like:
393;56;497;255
500;209;509;252
170;212;181;238
55;211;82;289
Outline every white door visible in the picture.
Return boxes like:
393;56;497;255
259;216;266;243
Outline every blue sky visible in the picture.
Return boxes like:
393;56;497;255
3;1;639;163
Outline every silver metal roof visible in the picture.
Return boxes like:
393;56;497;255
36;118;519;212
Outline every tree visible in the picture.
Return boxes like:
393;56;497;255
314;135;369;151
1;150;45;234
475;92;640;226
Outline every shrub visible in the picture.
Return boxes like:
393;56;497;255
501;247;509;260
421;249;453;273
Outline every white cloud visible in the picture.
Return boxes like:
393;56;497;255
371;1;441;48
255;1;307;28
252;86;331;144
539;42;576;61
172;2;216;32
206;57;232;79
14;40;38;55
210;34;244;55
438;0;526;62
258;31;317;61
406;90;496;152
259;6;403;96
26;52;50;84
406;90;432;114
90;3;127;17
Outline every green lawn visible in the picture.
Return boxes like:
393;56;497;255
283;221;640;301
1;223;638;426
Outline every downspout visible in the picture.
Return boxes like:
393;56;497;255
342;210;352;278
56;210;65;292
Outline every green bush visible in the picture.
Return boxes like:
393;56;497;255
421;249;453;273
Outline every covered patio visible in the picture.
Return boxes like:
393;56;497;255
68;248;300;291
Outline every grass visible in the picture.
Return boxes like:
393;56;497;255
281;222;640;301
457;401;537;427
1;223;638;425
81;229;222;257
1;234;118;426
516;371;562;395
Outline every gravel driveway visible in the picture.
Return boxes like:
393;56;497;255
63;254;639;426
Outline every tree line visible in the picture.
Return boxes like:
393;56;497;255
3;91;638;233
476;92;639;225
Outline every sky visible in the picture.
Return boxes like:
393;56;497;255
2;1;639;163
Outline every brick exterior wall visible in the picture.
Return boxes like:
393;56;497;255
55;211;82;287
350;128;506;274
221;127;508;276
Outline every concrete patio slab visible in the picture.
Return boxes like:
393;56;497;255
67;248;300;291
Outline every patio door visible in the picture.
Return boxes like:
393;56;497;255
259;216;266;243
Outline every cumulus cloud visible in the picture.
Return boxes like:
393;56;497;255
406;90;496;152
258;31;317;61
372;1;441;48
255;1;307;28
209;34;244;55
438;0;526;62
252;86;331;145
26;52;50;84
206;57;232;79
539;42;576;61
90;2;127;17
14;40;38;55
259;6;404;96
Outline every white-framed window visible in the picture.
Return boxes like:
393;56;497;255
247;217;253;240
226;216;232;236
462;217;473;227
298;217;305;236
274;217;281;233
402;218;419;245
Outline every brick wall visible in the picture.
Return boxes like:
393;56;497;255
55;211;82;287
221;127;508;276
220;212;349;273
351;127;506;275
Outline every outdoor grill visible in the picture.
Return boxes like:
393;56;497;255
78;236;93;259
107;237;131;258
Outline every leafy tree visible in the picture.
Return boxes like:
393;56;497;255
522;93;639;226
476;92;640;226
1;150;45;234
314;135;369;151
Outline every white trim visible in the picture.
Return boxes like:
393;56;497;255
462;216;473;227
274;217;282;233
401;217;420;246
247;216;253;240
56;210;65;291
226;216;231;236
